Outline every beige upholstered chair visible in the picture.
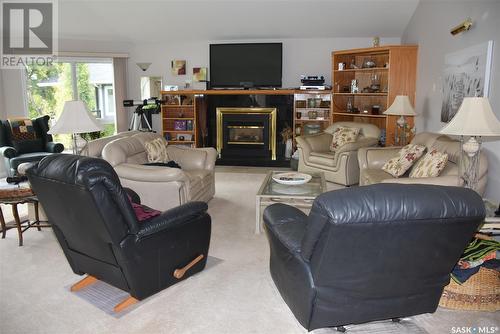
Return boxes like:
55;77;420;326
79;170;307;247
102;132;217;211
296;122;381;186
357;132;488;195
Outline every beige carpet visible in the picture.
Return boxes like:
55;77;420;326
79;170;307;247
0;171;498;334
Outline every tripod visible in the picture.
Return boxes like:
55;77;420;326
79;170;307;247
128;106;153;132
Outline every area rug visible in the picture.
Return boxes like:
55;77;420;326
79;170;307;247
1;170;499;334
68;256;223;318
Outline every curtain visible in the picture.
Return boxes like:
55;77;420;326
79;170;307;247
113;57;128;133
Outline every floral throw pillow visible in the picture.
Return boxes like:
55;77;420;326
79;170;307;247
409;149;448;178
144;137;169;163
382;144;426;177
330;127;360;152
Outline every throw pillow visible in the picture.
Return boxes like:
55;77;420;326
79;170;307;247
8;118;37;141
330;127;360;152
126;194;161;222
144;137;169;163
6;118;44;154
409;149;448;178
382;144;426;177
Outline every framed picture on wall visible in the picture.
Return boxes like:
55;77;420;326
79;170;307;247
193;67;207;82
441;40;494;122
171;60;186;75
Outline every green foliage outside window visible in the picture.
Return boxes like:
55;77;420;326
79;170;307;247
25;63;116;148
76;63;96;111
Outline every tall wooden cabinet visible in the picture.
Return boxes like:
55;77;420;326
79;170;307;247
331;45;417;146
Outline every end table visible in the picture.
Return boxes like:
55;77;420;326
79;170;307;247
0;184;50;246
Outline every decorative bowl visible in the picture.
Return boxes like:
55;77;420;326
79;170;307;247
272;172;312;185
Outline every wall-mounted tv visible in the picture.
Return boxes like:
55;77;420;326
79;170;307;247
209;43;282;88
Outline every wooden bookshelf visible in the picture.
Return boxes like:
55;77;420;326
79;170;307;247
160;93;198;147
293;91;332;148
331;45;417;146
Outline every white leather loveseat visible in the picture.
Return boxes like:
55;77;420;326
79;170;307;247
357;132;488;195
101;132;217;211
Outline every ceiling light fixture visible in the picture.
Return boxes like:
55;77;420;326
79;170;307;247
136;62;152;71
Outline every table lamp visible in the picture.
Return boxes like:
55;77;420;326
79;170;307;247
383;95;417;145
48;100;103;155
440;97;500;191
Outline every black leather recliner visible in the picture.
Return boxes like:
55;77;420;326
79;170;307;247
0;115;64;176
27;154;211;307
263;184;485;331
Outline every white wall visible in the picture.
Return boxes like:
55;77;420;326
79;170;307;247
0;70;6;119
126;37;400;131
0;69;26;118
402;0;500;200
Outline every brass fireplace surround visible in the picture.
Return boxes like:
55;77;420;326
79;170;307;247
216;108;277;160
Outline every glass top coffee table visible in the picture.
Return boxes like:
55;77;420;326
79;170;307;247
255;171;326;234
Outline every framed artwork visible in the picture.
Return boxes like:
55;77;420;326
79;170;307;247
171;60;186;75
441;40;493;122
174;120;187;131
193;67;207;82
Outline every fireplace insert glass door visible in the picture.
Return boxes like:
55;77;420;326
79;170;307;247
216;108;277;160
227;126;265;145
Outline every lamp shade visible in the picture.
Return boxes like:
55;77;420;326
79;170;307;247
48;100;103;135
440;97;500;136
383;95;416;116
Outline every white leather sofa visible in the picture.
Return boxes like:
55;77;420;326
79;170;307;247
296;122;381;185
357;132;488;195
101;132;217;211
83;131;139;158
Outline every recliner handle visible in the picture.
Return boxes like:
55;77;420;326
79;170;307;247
173;254;204;279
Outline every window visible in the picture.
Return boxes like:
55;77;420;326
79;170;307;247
25;58;116;147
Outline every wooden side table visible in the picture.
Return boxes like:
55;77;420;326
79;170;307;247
0;185;50;246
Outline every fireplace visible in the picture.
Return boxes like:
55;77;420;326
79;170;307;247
216;108;277;160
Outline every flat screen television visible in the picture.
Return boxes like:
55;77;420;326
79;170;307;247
209;43;282;88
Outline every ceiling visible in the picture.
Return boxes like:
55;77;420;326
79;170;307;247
58;0;420;43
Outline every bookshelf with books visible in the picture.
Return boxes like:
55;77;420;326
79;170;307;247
161;92;198;147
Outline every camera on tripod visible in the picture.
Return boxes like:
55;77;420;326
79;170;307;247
123;98;162;132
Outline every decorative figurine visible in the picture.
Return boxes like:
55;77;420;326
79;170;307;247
372;36;380;47
350;79;359;94
349;59;358;69
346;97;354;112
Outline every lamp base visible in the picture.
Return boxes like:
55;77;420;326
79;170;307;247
459;136;482;192
72;134;88;155
394;116;410;146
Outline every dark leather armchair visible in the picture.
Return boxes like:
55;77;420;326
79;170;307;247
27;154;211;311
263;184;485;331
0;115;64;176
